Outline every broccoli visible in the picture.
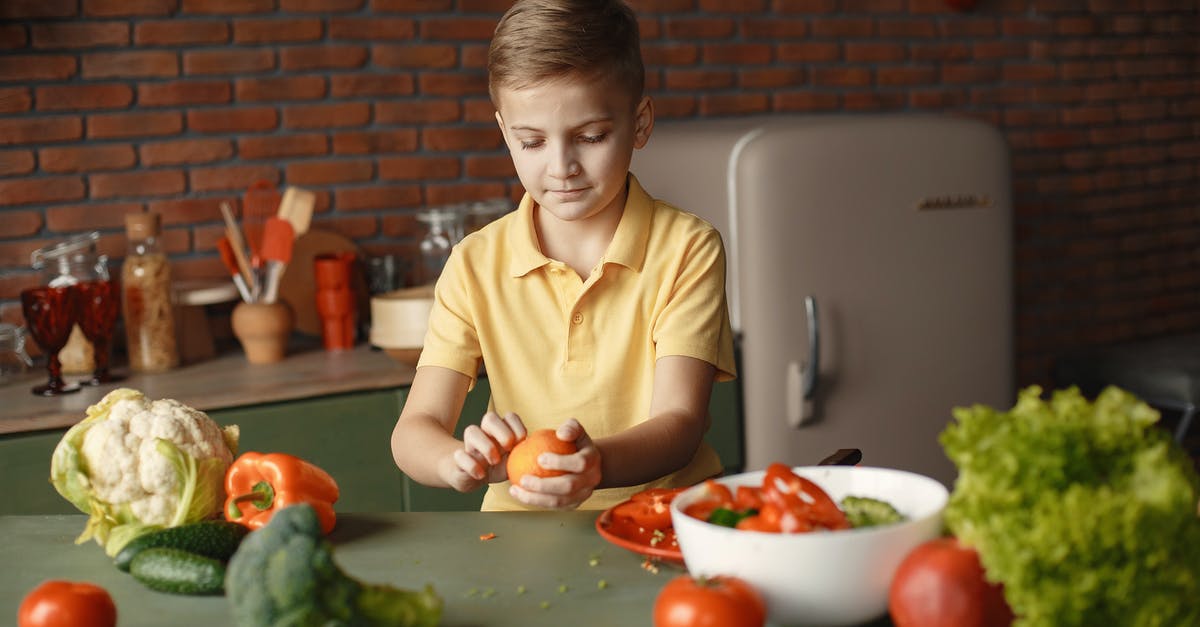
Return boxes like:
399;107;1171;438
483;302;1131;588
839;495;906;528
226;503;442;627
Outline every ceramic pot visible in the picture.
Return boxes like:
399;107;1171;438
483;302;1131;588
231;301;293;364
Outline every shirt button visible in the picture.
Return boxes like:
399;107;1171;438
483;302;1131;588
572;312;583;325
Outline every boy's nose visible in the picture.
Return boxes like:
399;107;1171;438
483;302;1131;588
548;145;580;179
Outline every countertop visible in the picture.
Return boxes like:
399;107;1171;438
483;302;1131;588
0;511;893;627
0;344;416;436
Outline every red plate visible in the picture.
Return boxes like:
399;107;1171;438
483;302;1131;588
595;504;684;564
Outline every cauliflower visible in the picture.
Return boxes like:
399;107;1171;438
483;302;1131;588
50;388;239;556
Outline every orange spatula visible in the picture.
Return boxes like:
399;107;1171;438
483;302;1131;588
260;217;294;305
217;237;253;303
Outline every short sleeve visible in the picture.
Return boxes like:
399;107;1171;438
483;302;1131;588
416;246;483;385
652;227;737;382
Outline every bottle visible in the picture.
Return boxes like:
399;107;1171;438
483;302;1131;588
121;213;178;372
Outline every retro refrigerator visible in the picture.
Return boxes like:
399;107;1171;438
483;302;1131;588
631;114;1014;485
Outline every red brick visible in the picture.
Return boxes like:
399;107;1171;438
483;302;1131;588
0;25;25;49
0;150;35;176
773;91;840;112
236;76;327;102
31;22;129;48
652;95;697;119
0;210;42;237
461;43;489;69
424;182;506;206
464;155;514;179
973;41;1028;60
907;89;966;109
0;116;83;145
462;98;496;123
138;80;231;106
188;107;278;134
83;0;174;16
234;18;324;44
181;0;274;14
741;18;807;39
36;84;133;111
184;49;275;76
0;0;76;18
189;164;279;192
0;87;31;114
878;18;936;38
280;45;368;71
380;214;420;239
642;43;701;66
329;17;415;40
941;64;1001;84
777;42;839;63
332;129;418;154
665;17;735;39
238;134;328;160
738;67;805;89
330;73;414;98
702;42;772;65
46;202;142;231
335;184;421;211
88;111;183;139
0;55;77;82
148;197;236;225
378;155;459;180
40;144;136;173
140;138;233;166
876;66;937;86
458;0;512;10
700;0;766;11
699;93;770;116
286;159;374;185
82;51;177;79
1003;17;1054;37
665;69;734;90
844;42;905;63
0;176;85;206
420;127;501;151
372;0;452;11
374;44;457;68
840;0;900;9
282;0;364;10
419;17;497;41
283;102;370;129
135;20;230;46
376;100;461;124
417;72;488;96
90;170;185;198
938;19;998;38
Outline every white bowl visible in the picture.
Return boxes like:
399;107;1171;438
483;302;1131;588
670;465;948;627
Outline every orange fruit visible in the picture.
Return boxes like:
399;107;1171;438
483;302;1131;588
506;428;577;486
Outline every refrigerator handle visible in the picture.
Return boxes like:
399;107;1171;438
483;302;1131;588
786;295;820;428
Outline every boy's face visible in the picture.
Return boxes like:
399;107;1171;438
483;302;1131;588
494;74;653;225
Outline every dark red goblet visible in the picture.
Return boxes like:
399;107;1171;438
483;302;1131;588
76;279;123;386
20;285;81;396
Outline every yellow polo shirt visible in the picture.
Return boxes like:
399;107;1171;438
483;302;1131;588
417;174;737;511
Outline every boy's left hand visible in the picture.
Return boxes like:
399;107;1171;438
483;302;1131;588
509;418;601;510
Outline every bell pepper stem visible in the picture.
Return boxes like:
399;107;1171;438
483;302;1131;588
226;480;276;520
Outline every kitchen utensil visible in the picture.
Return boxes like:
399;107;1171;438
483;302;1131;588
75;278;122;385
670;466;948;626
217;237;253;303
277;186;315;237
20;285;80;396
243;180;281;266
219;202;258;300
276;229;367;336
231;301;293;364
259;217;295;305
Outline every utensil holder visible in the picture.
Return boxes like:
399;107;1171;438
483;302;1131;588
231;301;293;364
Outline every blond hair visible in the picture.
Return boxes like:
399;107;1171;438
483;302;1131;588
487;0;644;107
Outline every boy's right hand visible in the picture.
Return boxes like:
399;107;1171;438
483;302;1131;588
440;411;527;492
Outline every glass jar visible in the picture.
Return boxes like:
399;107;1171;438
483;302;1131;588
30;232;108;374
122;213;178;372
416;208;462;285
0;323;33;382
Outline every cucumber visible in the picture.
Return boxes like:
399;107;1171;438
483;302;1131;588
130;547;226;595
114;520;249;572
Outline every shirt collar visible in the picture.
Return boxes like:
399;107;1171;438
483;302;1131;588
507;174;653;277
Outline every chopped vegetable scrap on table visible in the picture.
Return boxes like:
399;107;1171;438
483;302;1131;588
479;532;497;541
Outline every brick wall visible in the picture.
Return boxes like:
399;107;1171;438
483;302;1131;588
0;0;1197;388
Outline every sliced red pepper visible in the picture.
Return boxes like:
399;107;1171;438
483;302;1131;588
734;485;764;511
612;487;684;531
224;452;340;535
762;463;850;531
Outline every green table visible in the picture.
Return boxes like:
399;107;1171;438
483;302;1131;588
0;512;893;627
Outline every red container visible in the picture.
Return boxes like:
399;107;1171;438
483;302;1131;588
313;252;356;290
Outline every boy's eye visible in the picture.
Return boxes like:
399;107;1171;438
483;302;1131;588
580;133;607;144
519;139;544;150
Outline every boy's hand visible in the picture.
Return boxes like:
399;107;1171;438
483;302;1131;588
441;411;526;492
509;418;602;510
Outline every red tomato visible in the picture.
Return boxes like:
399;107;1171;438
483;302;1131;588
889;537;1014;627
18;580;117;627
653;575;767;627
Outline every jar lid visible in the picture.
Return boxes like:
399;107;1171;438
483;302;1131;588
30;231;100;269
125;212;162;239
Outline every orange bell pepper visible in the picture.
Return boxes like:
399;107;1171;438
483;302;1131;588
224;452;340;534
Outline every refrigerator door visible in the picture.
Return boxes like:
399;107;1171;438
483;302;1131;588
633;115;1014;485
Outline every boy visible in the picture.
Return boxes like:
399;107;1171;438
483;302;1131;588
390;0;736;511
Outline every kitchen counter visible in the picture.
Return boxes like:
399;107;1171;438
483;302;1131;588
0;344;416;436
0;511;892;627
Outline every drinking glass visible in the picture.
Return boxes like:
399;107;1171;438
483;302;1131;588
75;278;122;385
20;285;81;396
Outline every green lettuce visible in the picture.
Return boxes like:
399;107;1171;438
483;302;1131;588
941;386;1200;626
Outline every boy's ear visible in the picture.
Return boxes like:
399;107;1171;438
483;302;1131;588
633;96;654;149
